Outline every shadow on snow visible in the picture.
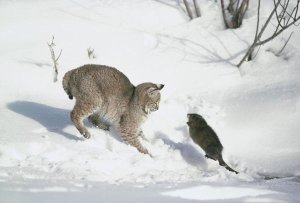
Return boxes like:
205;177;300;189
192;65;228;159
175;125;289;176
7;101;82;141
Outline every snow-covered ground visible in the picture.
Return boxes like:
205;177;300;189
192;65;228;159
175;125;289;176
1;0;300;202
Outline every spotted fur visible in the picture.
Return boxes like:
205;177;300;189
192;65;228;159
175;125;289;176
63;64;164;155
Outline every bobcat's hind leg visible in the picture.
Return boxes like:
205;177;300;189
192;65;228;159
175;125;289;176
71;102;95;139
88;113;109;131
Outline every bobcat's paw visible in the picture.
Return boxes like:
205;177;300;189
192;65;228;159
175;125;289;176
138;147;152;157
82;131;91;139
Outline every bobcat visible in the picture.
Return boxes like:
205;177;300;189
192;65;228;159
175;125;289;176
187;113;238;174
63;64;164;155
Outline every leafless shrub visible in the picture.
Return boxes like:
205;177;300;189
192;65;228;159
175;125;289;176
275;31;294;56
221;0;249;29
237;0;300;68
87;47;96;59
183;0;201;20
193;0;201;17
47;36;62;82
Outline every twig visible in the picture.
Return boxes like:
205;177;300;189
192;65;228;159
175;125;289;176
256;15;300;46
237;0;300;68
238;0;249;26
237;0;280;67
193;0;201;17
247;0;260;61
276;31;293;56
87;47;96;59
221;0;230;28
237;0;262;67
47;36;62;82
183;0;193;20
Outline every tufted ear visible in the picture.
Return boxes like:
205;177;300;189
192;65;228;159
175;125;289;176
156;84;164;90
145;84;164;97
148;84;164;93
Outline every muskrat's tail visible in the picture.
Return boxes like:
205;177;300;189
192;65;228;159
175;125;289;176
62;70;73;100
218;156;239;174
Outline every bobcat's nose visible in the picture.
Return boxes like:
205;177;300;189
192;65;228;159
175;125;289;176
152;102;159;111
151;103;159;111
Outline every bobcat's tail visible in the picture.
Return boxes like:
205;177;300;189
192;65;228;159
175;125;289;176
62;70;73;100
218;156;239;174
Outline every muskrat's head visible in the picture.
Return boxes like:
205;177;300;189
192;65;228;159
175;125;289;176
187;113;207;127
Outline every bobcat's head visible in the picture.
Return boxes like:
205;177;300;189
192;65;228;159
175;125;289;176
135;83;164;115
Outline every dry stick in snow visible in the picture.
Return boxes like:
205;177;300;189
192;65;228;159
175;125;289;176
221;0;230;28
247;0;261;61
276;31;293;56
221;0;249;28
47;36;62;82
87;47;96;59
236;0;249;27
237;0;300;68
237;0;278;67
256;1;300;46
193;0;201;17
230;0;249;28
183;0;193;20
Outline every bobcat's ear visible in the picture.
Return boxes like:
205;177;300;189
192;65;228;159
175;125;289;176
148;84;164;93
147;84;165;93
156;84;164;90
147;88;158;95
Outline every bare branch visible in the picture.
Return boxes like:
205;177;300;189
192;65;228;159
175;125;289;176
282;0;300;25
237;0;261;67
276;31;293;56
221;0;230;28
183;0;193;20
56;49;63;62
193;0;201;17
237;0;280;67
294;0;299;18
256;15;300;46
237;0;300;68
222;0;249;29
256;1;280;41
87;47;96;59
274;0;285;28
237;0;249;22
247;0;260;61
47;36;62;82
254;0;261;40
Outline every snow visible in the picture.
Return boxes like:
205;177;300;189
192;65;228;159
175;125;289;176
162;185;277;201
1;0;300;202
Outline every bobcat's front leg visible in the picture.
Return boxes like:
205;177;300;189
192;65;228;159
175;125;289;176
138;130;148;141
118;128;150;155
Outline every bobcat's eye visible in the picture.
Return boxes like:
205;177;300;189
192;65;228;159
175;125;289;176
144;102;159;114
